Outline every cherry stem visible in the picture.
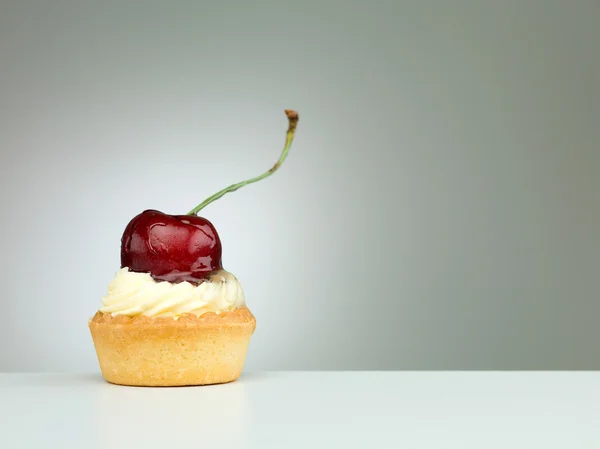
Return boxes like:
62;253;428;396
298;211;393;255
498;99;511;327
187;109;300;216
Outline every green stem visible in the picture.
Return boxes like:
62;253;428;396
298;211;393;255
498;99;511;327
188;109;299;216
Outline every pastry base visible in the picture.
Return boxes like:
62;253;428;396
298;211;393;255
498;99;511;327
88;308;256;387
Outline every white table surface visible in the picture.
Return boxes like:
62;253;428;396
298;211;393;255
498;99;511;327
1;371;599;449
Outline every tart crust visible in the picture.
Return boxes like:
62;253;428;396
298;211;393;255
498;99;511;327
89;307;256;386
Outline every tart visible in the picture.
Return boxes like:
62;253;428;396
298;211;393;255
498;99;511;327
89;110;299;386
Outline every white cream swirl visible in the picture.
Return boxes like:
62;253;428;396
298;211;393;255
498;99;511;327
100;268;246;317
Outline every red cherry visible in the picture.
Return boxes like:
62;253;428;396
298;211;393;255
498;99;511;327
119;110;299;285
121;210;222;283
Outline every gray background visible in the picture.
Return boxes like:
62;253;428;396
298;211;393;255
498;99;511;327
1;0;598;372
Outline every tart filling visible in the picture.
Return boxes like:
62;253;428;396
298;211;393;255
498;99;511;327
99;268;245;318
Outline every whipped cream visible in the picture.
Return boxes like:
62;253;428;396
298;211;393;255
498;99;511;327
100;268;246;317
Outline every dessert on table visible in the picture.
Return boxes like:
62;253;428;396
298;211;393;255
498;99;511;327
89;110;299;386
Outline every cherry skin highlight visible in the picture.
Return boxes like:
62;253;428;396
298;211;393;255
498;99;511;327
121;209;222;283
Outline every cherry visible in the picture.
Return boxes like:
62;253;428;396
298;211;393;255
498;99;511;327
121;209;222;283
120;110;299;284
